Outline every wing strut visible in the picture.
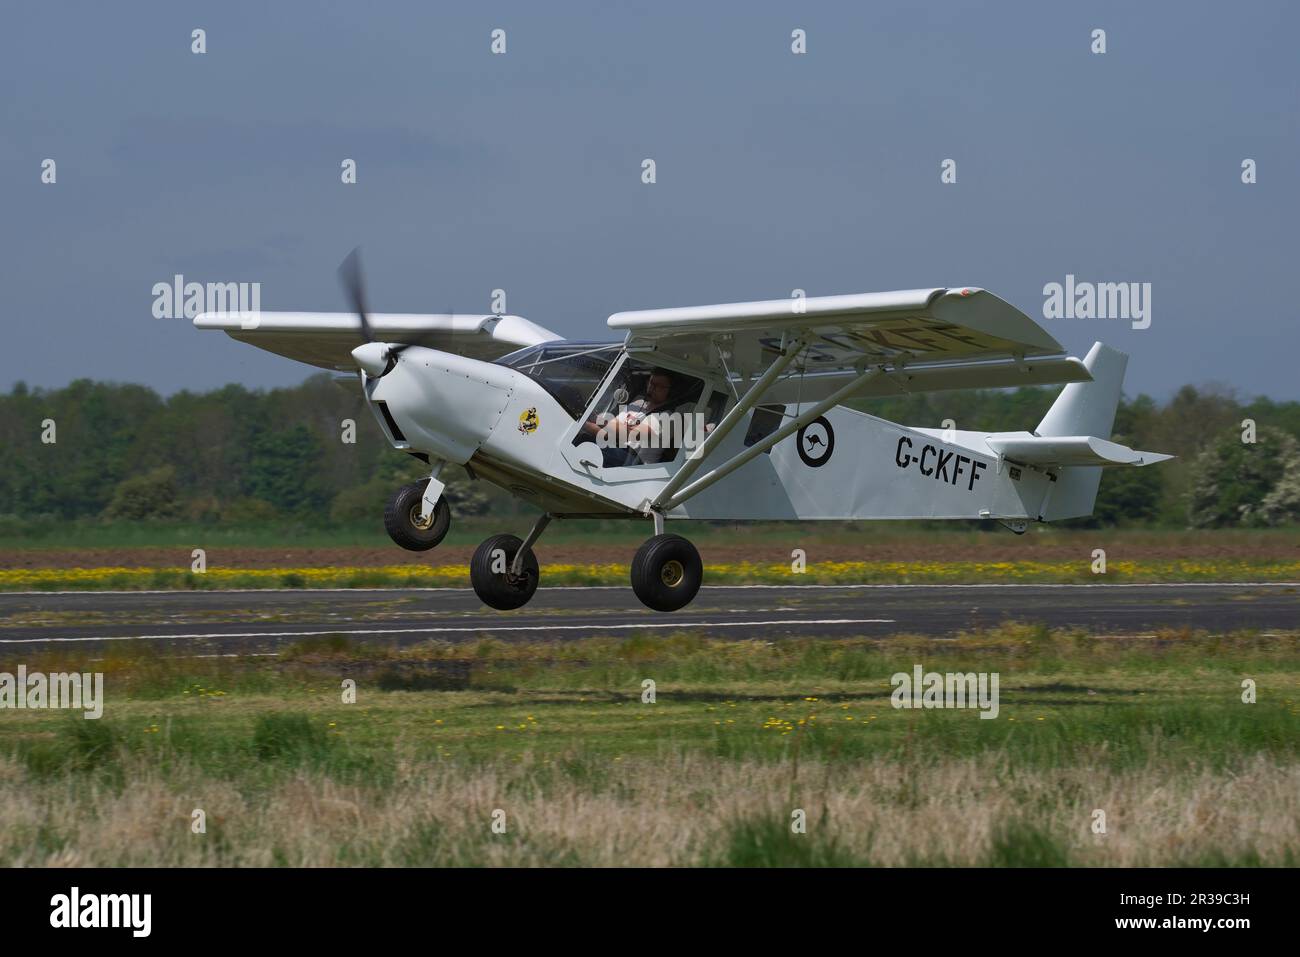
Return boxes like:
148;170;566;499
652;336;807;510
654;363;884;512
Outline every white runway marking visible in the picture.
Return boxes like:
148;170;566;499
0;617;897;644
1;582;1295;597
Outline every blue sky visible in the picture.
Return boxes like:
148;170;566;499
3;0;1297;399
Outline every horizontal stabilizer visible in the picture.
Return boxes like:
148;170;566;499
986;433;1173;468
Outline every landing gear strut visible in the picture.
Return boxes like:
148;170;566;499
469;513;704;613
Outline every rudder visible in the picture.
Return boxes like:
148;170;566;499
1036;341;1126;521
1036;341;1127;439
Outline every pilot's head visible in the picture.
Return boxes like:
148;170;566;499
646;368;675;408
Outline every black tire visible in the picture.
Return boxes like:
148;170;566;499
470;534;540;610
630;534;703;612
384;480;451;551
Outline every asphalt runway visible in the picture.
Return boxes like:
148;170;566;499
0;582;1296;656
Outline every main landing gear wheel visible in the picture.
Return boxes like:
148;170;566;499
471;533;540;610
384;480;451;551
631;534;703;612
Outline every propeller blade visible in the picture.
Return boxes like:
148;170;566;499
338;247;373;343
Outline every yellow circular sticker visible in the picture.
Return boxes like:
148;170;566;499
518;407;539;434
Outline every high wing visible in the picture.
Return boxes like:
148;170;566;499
759;354;1092;405
194;311;562;371
608;287;1079;397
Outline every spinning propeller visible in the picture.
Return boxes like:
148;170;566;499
339;247;409;377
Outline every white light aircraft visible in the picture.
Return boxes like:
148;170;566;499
196;252;1170;612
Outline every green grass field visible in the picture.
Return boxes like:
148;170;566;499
2;625;1297;866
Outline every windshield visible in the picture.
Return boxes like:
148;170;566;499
495;341;623;418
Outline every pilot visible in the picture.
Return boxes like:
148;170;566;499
619;368;679;464
581;367;686;466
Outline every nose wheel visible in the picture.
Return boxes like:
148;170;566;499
631;534;703;612
384;480;451;551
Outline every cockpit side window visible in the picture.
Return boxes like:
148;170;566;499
495;341;622;419
572;357;705;466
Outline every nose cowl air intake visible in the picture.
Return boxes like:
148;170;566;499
366;346;519;465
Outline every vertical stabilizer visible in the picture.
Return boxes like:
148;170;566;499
1036;341;1127;439
1036;342;1126;520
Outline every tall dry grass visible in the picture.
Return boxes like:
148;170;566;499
3;749;1296;867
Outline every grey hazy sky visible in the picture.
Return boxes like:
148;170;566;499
3;0;1297;399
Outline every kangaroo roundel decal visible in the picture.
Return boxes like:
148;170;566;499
797;416;834;467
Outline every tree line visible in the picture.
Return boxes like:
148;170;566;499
1;374;1296;528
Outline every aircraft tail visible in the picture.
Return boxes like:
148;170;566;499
1037;341;1127;440
980;342;1169;521
1035;342;1123;521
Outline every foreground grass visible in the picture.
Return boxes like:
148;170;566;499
4;750;1295;867
2;626;1297;866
